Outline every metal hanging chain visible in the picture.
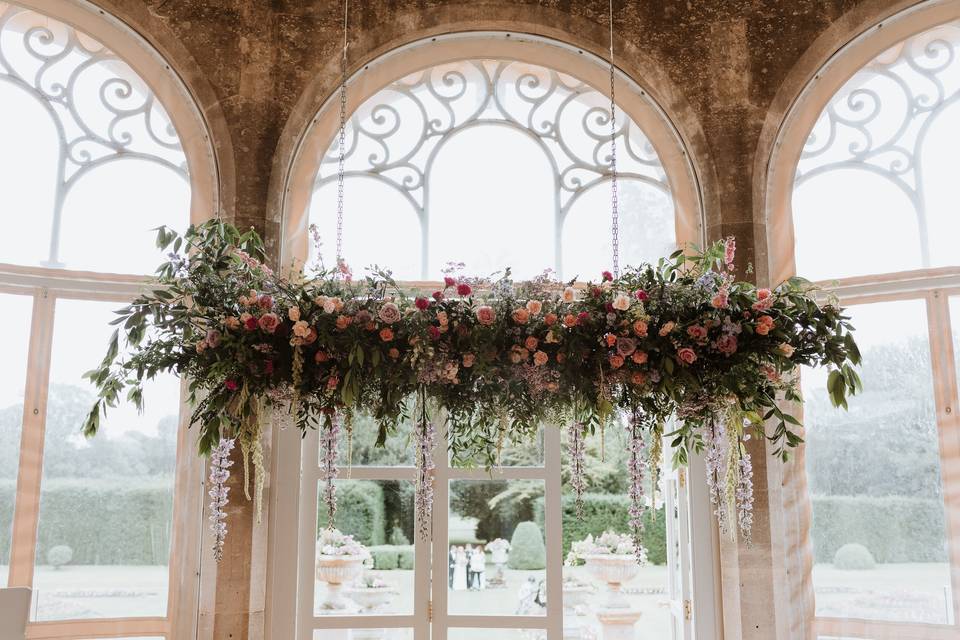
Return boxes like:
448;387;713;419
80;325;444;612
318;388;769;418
335;0;349;268
608;0;620;278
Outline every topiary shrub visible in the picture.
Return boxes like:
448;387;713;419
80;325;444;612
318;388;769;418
48;544;73;569
833;543;876;570
508;521;546;570
368;545;399;570
388;524;410;546
318;480;386;546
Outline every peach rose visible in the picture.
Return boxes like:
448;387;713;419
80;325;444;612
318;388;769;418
632;320;648;337
631;350;648;365
778;342;795;357
512;308;530;325
630;372;646;385
562;287;577;303
525;336;539;351
258;312;280;333
379;327;394;342
314;351;330;363
755;315;775;336
659;321;676;336
335;314;352;331
288;306;301;322
677;347;697;365
509;345;529;364
526;300;543;315
223;316;240;330
292;320;311;338
604;333;617;347
609;354;625;369
611;293;631;311
388;347;400;359
563;314;578;328
544;313;557;326
533;350;549;366
462;353;476;368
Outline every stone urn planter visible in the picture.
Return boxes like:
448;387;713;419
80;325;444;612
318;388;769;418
583;554;640;609
562;582;594;614
316;554;366;611
344;585;396;613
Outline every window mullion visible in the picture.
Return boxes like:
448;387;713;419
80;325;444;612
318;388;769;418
8;289;56;588
925;291;960;625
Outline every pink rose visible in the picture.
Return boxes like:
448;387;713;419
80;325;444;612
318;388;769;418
257;294;273;310
616;336;637;357
205;329;222;348
715;334;738;355
512;308;530;325
378;302;401;324
711;290;729;309
476;306;495;325
444;276;457;288
677;347;697;365
687;325;708;341
258;313;280;333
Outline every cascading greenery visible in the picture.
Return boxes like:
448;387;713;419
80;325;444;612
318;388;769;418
82;220;860;550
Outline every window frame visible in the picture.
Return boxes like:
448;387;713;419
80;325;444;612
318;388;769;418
765;2;960;636
0;1;217;637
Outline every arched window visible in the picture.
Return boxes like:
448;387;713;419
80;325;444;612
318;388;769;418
0;2;214;637
774;10;960;638
277;34;712;640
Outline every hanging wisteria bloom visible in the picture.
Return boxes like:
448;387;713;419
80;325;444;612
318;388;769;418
415;419;437;541
626;412;647;564
320;412;341;524
568;422;587;518
209;437;236;562
736;448;755;543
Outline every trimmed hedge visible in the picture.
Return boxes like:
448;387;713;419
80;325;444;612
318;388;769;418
534;493;667;565
811;495;946;563
318;480;386;547
368;544;415;570
0;478;172;565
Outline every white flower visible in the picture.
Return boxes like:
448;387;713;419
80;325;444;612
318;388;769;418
612;293;631;311
562;287;577;303
322;298;337;314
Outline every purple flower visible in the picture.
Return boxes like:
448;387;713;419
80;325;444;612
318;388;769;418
209;437;236;561
568;422;586;519
414;419;437;541
320;412;341;525
626;412;647;564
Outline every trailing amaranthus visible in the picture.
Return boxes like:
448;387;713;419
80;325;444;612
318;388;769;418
626;410;647;564
568;422;587;519
320;411;341;525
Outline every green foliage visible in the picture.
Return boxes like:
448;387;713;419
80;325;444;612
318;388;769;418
397;545;415;569
811;495;946;563
832;543;876;570
318;480;385;546
388;525;410;546
533;494;667;565
47;545;73;568
508;521;546;570
0;478;171;565
450;480;536;542
368;545;399;570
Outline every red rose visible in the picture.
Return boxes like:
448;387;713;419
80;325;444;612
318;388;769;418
432;291;444;301
577;311;590;324
604;302;614;313
224;379;238;391
444;276;456;288
264;360;274;374
602;271;613;282
635;289;648;301
428;325;441;340
244;317;258;331
591;287;602;298
457;283;472;296
415;297;429;310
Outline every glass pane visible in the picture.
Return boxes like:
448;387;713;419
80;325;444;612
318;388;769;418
0;292;33;586
33;299;178;620
322;411;415;468
562;178;676;281
449;426;544;469
803;299;951;624
316;480;414;616
0;4;189;273
314;629;413;640
449;629;542;640
428;126;554;281
560;419;671;637
447;479;546;616
794;22;960;278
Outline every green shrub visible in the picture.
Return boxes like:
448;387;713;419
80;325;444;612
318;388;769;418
811;495;946;563
833;543;875;570
508;521;546;570
48;545;73;569
534;493;667;565
0;478;172;565
368;545;399;570
388;525;410;546
318;480;386;546
397;545;415;569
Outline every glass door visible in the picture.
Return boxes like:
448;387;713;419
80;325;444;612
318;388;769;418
431;427;563;640
297;415;430;640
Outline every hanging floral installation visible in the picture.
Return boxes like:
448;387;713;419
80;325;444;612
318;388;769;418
81;221;861;557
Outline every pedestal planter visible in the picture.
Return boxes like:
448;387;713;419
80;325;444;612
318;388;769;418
316;555;366;612
583;554;640;609
344;585;397;613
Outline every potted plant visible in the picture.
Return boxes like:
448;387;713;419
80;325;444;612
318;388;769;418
566;532;647;609
316;528;371;611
